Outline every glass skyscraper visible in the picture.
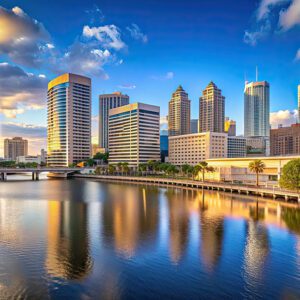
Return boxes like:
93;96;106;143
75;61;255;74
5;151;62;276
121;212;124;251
244;81;270;137
47;73;91;166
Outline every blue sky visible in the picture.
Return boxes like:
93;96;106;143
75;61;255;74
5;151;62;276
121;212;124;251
1;0;300;155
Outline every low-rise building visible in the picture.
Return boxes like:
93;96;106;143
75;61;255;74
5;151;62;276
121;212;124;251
168;132;227;166
270;124;300;156
108;102;160;167
227;136;246;158
17;155;42;164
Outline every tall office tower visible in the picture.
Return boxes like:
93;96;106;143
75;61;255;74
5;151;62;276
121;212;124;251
199;82;225;133
99;92;129;151
168;85;191;136
109;103;160;166
190;119;199;133
4;137;28;160
224;117;236;136
244;81;270;137
47;73;91;167
298;85;300;123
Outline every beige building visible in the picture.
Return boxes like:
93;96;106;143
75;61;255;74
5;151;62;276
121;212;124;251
47;73;91;167
224;117;236;136
168;132;227;166
4;137;28;161
99;92;129;151
199;82;225;133
270;123;300;156
206;156;298;185
168;85;191;136
109;103;160;166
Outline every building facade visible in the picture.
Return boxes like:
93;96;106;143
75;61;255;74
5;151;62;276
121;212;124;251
190;119;199;134
168;85;191;136
168;132;227;166
224;117;236;136
16;155;42;164
244;81;270;137
199;82;225;133
47;73;91;167
99;92;129;151
246;136;270;157
270;124;300;156
227;136;246;158
108;103;160;166
160;135;169;162
4;137;28;161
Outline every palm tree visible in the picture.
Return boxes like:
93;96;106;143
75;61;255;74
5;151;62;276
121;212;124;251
249;160;265;186
122;162;129;175
108;164;116;175
196;161;214;182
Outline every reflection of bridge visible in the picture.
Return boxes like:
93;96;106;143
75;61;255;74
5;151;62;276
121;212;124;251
0;168;82;181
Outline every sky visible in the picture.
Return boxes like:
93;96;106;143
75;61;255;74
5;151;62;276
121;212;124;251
1;0;300;156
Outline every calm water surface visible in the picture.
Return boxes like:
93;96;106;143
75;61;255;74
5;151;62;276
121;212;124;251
1;176;300;299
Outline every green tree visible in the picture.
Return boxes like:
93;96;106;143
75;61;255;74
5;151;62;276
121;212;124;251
196;161;214;182
249;160;265;186
108;164;116;175
122;162;129;175
93;152;109;163
0;161;16;168
182;164;194;178
86;158;94;167
279;159;300;191
166;164;178;177
138;163;147;175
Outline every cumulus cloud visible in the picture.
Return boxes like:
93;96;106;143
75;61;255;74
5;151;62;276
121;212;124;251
279;0;300;30
0;63;47;118
0;6;51;67
257;0;289;20
270;109;298;128
151;72;174;80
244;21;271;46
295;48;300;60
126;24;148;43
83;25;126;50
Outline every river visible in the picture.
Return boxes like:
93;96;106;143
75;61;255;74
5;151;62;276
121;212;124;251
0;177;300;299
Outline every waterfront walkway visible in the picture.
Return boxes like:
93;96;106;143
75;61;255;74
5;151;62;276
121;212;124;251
74;174;300;202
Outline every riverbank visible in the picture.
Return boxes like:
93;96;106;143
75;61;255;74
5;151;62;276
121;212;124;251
73;174;300;203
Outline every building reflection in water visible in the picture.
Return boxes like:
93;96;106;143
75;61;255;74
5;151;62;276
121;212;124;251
101;184;159;258
46;200;92;280
165;188;191;264
242;201;269;288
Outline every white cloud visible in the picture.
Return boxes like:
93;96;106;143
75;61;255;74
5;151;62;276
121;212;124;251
151;72;175;80
0;6;51;66
270;109;298;128
257;0;290;20
118;84;136;89
126;24;148;43
279;0;300;30
83;25;126;50
295;48;300;60
0;63;47;118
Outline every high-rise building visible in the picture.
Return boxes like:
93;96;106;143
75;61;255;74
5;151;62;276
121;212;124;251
160;135;169;162
244;81;270;137
108;103;160;166
190;119;199;134
168;85;191;136
224;117;236;136
168;132;227;166
199;82;225;133
270;124;300;156
47;73;91;167
99;92;129;151
227;136;246;158
4;137;28;160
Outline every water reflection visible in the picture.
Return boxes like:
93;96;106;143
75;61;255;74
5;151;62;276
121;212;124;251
46;201;92;280
0;179;300;298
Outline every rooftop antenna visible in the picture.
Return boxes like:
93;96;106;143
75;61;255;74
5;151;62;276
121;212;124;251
256;66;258;82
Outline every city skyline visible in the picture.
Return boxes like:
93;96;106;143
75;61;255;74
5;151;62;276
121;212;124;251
1;0;300;155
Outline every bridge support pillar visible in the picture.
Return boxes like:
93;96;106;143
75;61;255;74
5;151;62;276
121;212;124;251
36;172;39;181
32;172;35;180
285;195;289;201
1;173;7;181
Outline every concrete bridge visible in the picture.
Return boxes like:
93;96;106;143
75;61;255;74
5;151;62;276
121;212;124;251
0;168;83;181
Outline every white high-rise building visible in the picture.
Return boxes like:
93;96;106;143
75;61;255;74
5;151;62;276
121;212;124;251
108;103;160;166
47;73;91;167
99;92;129;151
244;81;270;137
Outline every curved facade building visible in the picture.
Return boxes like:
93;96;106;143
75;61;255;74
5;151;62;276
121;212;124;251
47;73;91;166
